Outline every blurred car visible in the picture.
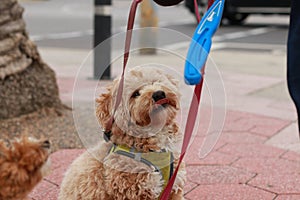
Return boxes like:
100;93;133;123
185;0;291;24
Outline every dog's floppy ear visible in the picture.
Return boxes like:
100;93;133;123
96;80;118;128
96;87;113;128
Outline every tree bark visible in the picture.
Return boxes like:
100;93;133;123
0;0;62;119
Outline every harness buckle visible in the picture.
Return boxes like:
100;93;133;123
134;152;142;161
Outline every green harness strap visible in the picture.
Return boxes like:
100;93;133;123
108;144;174;191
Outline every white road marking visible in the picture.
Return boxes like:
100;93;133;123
223;42;286;51
31;30;93;41
163;27;272;51
214;27;271;41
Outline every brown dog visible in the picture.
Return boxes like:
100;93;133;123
0;136;51;200
59;67;186;200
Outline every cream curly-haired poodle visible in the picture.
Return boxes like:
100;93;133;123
59;67;186;200
0;136;51;200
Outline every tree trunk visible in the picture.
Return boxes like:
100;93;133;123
0;0;62;119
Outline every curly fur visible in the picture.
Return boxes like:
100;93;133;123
59;67;186;199
0;136;50;200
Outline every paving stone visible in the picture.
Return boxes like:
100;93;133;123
218;144;286;158
223;113;290;137
233;158;300;174
189;132;267;160
199;134;228;156
281;151;300;162
224;110;245;123
28;180;59;200
184;181;198;195
186;134;226;159
266;122;300;153
46;165;70;186
250;121;291;138
57;77;75;94
185;150;237;166
50;149;85;170
218;131;267;144
190;131;267;160
223;118;255;132
47;149;85;185
275;195;300;200
184;184;276;200
249;173;300;194
190;131;267;159
238;116;290;137
186;165;255;185
195;108;211;136
57;77;103;102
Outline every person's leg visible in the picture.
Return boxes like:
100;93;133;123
287;0;300;133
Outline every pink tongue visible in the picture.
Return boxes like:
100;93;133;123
155;98;169;105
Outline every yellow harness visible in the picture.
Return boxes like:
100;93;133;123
108;144;174;191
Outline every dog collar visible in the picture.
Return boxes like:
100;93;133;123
107;144;174;193
103;130;112;142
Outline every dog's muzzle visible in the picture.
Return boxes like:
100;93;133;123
153;90;170;108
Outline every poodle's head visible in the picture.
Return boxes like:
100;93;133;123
0;136;51;199
96;67;180;140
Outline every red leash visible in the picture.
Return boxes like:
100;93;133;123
106;0;215;199
160;0;214;199
193;0;201;23
105;0;142;132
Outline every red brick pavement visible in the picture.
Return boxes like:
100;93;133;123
29;108;300;200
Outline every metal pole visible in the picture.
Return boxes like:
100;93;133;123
94;0;111;79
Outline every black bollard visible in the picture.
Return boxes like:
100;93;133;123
94;0;111;80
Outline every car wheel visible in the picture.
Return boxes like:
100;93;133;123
225;13;249;25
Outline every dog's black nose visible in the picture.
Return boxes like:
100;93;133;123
42;140;51;149
152;90;166;102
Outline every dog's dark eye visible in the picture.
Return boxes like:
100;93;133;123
131;91;140;98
